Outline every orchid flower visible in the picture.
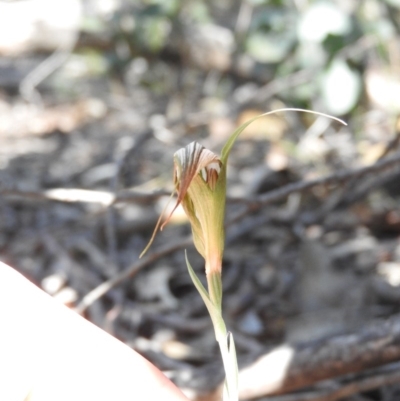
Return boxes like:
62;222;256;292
141;108;346;401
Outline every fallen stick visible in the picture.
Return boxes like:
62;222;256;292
194;314;400;400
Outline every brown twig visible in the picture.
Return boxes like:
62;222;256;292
259;363;400;401
0;188;171;206
3;153;400;210
228;152;400;225
197;314;400;401
315;367;400;401
105;129;152;267
75;236;193;314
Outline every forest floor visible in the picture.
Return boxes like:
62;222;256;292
2;2;400;400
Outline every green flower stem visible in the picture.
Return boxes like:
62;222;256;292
185;254;238;400
217;334;238;401
212;306;238;401
207;272;238;401
207;270;223;311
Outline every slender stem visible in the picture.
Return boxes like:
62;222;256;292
216;320;238;401
207;271;223;311
206;270;238;401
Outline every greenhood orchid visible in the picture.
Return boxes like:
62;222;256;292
140;108;346;401
169;142;226;277
140;142;226;278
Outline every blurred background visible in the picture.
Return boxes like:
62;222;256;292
2;0;400;400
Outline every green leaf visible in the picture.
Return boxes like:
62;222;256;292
220;115;262;164
246;32;293;63
221;108;347;164
185;253;216;310
185;252;226;340
185;251;211;307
